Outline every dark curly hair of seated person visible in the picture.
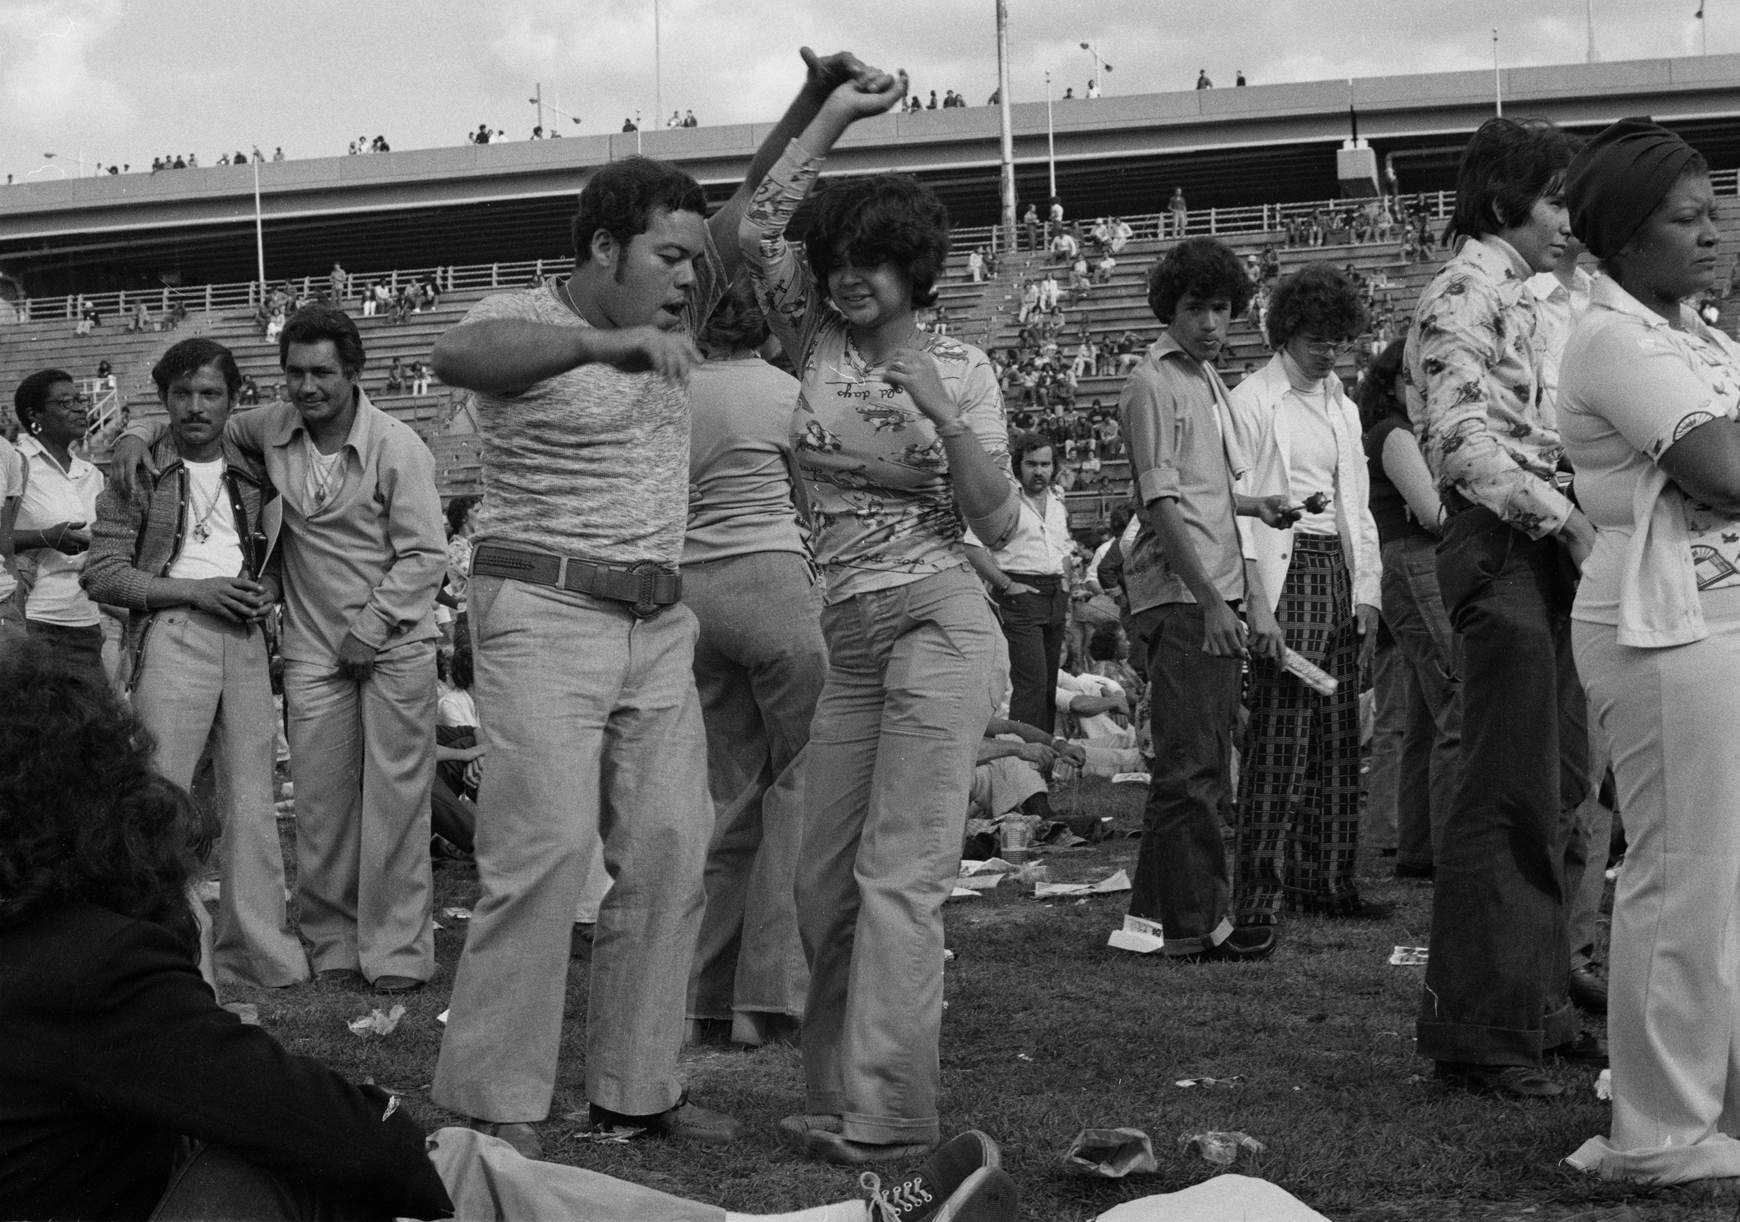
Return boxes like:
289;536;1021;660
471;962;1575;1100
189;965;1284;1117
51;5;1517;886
1145;237;1252;323
1264;262;1368;350
805;174;951;309
0;640;201;959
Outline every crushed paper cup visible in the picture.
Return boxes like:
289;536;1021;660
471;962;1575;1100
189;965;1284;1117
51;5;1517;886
347;1004;407;1037
1595;1068;1612;1101
1110;772;1150;785
1036;868;1131;898
1062;1127;1159;1177
1175;1075;1244;1088
1389;945;1429;966
1179;1130;1266;1167
442;906;471;921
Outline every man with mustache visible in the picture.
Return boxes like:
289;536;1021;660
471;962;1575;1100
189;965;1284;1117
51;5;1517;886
111;308;448;997
85;336;309;992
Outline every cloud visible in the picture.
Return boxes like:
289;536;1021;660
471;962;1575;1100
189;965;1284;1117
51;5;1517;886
0;0;133;131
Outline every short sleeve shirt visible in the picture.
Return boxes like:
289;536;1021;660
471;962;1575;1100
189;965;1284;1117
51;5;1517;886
14;436;104;626
0;436;22;602
1561;275;1740;622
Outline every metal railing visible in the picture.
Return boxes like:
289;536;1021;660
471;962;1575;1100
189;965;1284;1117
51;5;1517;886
12;171;1740;326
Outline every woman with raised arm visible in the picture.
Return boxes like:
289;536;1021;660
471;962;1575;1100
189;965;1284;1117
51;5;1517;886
1559;118;1740;1185
739;69;1020;1165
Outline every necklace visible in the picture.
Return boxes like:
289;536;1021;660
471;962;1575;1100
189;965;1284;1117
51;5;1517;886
187;468;226;543
308;445;343;506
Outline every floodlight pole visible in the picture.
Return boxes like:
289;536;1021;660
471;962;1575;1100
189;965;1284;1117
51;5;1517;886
1493;28;1503;117
654;0;663;127
1044;71;1057;201
996;0;1016;247
252;156;266;297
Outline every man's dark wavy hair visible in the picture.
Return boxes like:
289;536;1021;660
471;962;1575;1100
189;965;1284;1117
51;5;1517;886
152;336;242;400
279;304;366;377
1010;430;1056;473
571;157;707;271
806;174;951;308
1145;237;1251;322
698;275;771;355
0;641;200;959
1356;338;1409;431
1449;117;1575;243
1265;262;1368;349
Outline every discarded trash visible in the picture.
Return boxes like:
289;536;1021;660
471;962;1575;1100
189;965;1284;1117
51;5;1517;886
442;907;472;921
1010;862;1051;886
274;799;295;818
1175;1075;1244;1088
955;872;1004;892
223;1002;259;1025
1389;945;1429;966
1000;819;1033;864
347;1004;407;1037
1595;1068;1612;1101
1109;913;1165;954
959;857;1017;875
1036;868;1131;898
942;949;955;962
1110;772;1150;785
1062;1127;1159;1177
1281;647;1338;695
437;1008;449;1024
1016;1052;1033;1062
1180;1130;1266;1167
432;920;445;931
947;886;982;901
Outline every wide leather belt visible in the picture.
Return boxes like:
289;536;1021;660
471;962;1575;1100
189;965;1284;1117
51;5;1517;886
471;544;681;618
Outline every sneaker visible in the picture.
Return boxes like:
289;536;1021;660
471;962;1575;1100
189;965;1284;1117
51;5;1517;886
469;1120;543;1160
860;1131;1001;1221
932;1167;1018;1222
1174;925;1277;963
1549;1030;1609;1068
1568;964;1609;1015
806;1129;936;1165
372;975;425;993
1435;1061;1564;1098
589;1092;744;1145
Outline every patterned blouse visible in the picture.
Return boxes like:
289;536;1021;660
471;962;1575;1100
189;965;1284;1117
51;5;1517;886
740;140;1013;605
1403;235;1574;539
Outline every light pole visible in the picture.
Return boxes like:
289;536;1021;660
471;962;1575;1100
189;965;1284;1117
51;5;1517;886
1044;71;1056;201
529;84;583;135
1079;41;1112;94
995;0;1016;247
635;110;643;156
653;0;663;129
252;155;266;300
42;151;94;177
1492;28;1503;117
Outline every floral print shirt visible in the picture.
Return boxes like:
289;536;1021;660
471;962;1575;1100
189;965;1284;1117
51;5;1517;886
1403;235;1573;539
739;140;1013;604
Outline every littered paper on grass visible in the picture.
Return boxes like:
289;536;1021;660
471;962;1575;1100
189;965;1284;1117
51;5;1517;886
347;1004;407;1036
1175;1076;1245;1088
946;886;982;901
1109;913;1165;953
1111;772;1151;785
1036;868;1131;898
1062;1127;1159;1177
1179;1130;1266;1167
1595;1069;1612;1101
1389;946;1429;966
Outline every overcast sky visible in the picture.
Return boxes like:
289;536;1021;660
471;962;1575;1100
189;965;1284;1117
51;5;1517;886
0;0;1723;183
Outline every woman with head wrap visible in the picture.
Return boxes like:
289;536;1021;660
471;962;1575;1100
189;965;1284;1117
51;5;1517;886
1558;116;1740;1183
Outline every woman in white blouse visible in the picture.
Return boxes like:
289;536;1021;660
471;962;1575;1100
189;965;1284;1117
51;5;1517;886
1229;264;1385;924
1560;118;1740;1184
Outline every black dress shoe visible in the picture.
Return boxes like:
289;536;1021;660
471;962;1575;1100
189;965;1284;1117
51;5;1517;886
1568;963;1609;1014
1550;1030;1608;1068
1435;1061;1564;1098
1173;925;1277;963
1394;860;1435;880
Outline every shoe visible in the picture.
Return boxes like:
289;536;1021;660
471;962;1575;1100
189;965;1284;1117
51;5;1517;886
933;1167;1018;1222
1174;925;1277;963
570;922;594;960
860;1131;1001;1221
316;968;362;984
1378;847;1398;858
1394;861;1435;880
469;1120;543;1161
1435;1061;1564;1098
780;1113;843;1138
865;1157;1016;1222
589;1092;744;1145
1568;964;1609;1015
1550;1030;1609;1068
807;1129;936;1165
1328;899;1394;920
372;975;425;993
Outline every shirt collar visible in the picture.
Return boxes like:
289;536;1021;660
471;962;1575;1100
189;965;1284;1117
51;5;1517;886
1462;234;1534;284
1587;271;1699;333
265;386;380;452
16;433;94;476
1527;265;1594;303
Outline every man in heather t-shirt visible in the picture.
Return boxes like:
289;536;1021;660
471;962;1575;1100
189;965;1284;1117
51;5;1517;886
429;48;882;1158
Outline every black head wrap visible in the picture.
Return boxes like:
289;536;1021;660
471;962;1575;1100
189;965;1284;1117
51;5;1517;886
1565;116;1701;259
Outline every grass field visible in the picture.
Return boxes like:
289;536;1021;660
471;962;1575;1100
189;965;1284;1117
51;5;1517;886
220;778;1737;1221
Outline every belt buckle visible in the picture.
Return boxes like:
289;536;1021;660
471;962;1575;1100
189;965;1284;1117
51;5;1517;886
626;560;663;619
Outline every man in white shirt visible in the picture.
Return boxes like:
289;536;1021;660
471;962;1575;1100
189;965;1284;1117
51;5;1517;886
965;433;1074;734
0;432;23;633
83;337;309;990
1527;236;1594;415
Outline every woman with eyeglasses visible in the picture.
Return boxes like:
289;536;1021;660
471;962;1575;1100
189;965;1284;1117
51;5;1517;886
11;369;106;679
1228;263;1387;924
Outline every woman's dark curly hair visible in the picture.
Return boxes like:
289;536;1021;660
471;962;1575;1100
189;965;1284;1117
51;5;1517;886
1355;338;1409;431
698;275;772;356
1265;262;1368;349
806;174;951;308
1145;237;1252;323
0;641;200;958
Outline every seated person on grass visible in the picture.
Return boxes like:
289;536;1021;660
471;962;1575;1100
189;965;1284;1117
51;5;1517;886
0;640;1016;1222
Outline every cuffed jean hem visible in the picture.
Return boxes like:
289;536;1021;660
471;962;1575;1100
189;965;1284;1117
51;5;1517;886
1160;916;1235;958
1417;997;1580;1067
826;1105;941;1147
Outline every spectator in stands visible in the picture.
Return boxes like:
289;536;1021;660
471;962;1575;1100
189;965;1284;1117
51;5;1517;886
114;306;448;998
1229;263;1383;925
1038;271;1061;313
271;147;283;161
739;64;1020;1164
1195;69;1213;89
1120;238;1284;964
622;116;637;132
329;262;349;303
967;247;985;283
410;360;430;395
82;336;308;990
683;110;697;127
385;356;405;394
1558;115;1740;1186
1095;252;1117;284
1237;70;1247;86
1023;202;1040;250
427;46;885;1161
361;279;378;316
1017;278;1039;323
1404;116;1599;1099
1168;187;1188;239
964;430;1072;737
1048;196;1065;239
10;372;104;681
1050;227;1079;263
